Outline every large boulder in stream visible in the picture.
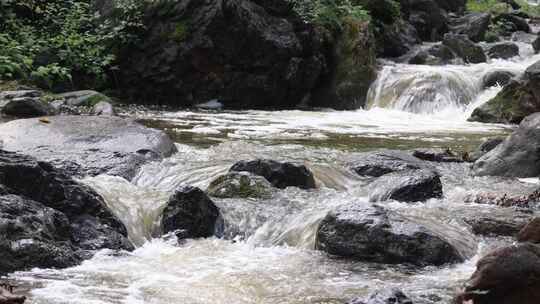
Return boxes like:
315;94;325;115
473;113;540;177
449;12;491;42
469;60;540;124
0;150;132;274
316;203;471;266
0;116;177;180
368;169;443;203
442;34;487;63
487;42;519;59
454;243;540;304
230;159;316;189
160;186;223;240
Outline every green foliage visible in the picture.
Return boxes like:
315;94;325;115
289;0;370;32
466;0;510;13
172;21;189;42
0;0;146;91
516;0;540;17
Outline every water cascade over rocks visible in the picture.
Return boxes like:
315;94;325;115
5;7;540;304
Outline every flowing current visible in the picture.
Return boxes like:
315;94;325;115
9;42;540;304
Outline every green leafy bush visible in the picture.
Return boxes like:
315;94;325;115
0;0;146;91
289;0;370;32
466;0;510;13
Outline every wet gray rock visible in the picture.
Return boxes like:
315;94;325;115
230;159;316;189
412;148;463;162
443;34;487;63
473;113;540;177
0;150;132;273
455;243;540;304
467;137;504;162
0;116;177;180
160;186;223;240
350;150;427;177
56;90;111;107
450;12;491;42
487;42;520;59
348;288;413;304
316;203;468;266
368;169;443;202
482;71;515;88
464;215;531;237
512;31;537;44
207;172;273;199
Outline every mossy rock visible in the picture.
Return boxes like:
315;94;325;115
207;172;273;199
56;90;112;107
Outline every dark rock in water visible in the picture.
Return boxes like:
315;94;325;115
467;137;504;162
464;215;531;237
368;169;443;202
347;288;413;304
517;217;540;243
160;186;223;239
408;44;456;65
1;97;56;118
413;148;463;162
90;101;115;116
482;71;515;88
207;172;272;199
0;285;26;304
534;35;540;54
454;243;540;304
470;60;540;124
443;34;487;63
473;113;540;177
375;21;421;58
0;150;132;273
450;12;491;42
487;42;520;59
0;116;177;180
350;150;427;177
0;194;80;273
493;13;531;35
230;159;316;189
316;203;467;266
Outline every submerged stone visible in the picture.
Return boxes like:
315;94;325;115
230;159;316;189
348;288;413;304
350;150;427;177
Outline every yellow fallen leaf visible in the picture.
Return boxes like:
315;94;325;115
39;117;50;124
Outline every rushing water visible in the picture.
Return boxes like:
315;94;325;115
8;42;540;303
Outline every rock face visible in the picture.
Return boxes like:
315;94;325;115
348;288;413;304
443;34;487;63
207;172;273;199
473;113;540;177
455;243;540;304
517;217;540;243
0;116;177;180
0;150;132;274
350;150;426;177
470;60;540;124
230;159;316;189
160;186;223;239
316;203;467;266
399;0;451;41
113;0;376;110
487;42;519;59
375;20;421;58
368;169;443;202
450;12;491;42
